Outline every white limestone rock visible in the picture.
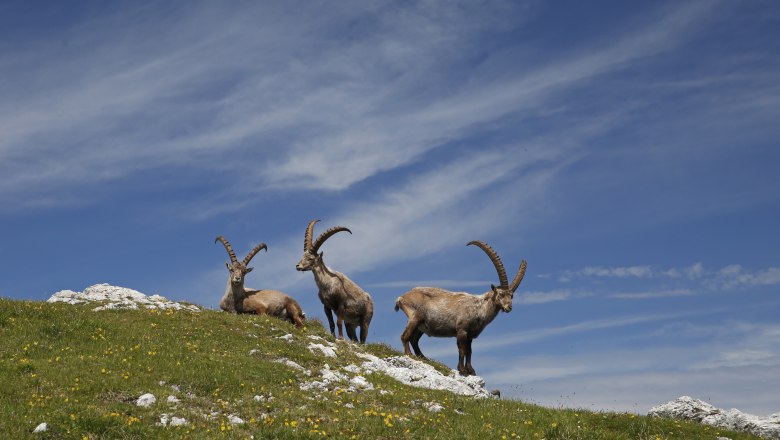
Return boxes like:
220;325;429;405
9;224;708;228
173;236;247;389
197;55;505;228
349;375;374;390
649;396;780;439
170;417;188;427
47;283;200;312
228;414;245;425
343;364;362;374
158;414;189;427
32;422;48;433
300;364;349;392
275;358;312;376
308;343;337;358
357;353;493;398
423;402;445;413
136;393;157;408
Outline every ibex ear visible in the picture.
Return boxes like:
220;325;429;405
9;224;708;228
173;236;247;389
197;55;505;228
318;251;324;260
225;262;231;270
490;284;498;294
245;267;254;273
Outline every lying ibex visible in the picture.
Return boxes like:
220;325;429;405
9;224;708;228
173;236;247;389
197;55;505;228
395;241;527;376
216;236;305;328
295;220;374;343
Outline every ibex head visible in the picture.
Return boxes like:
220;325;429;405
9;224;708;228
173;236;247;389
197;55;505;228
295;219;352;272
467;240;527;313
215;236;267;286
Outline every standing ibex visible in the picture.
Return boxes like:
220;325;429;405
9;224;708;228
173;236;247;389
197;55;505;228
295;220;374;343
395;241;527;376
216;236;306;328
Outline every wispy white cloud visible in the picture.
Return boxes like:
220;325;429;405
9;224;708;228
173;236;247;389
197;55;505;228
517;289;575;305
0;1;726;215
609;288;696;300
562;263;703;281
582;265;653;278
557;263;780;298
708;265;780;290
0;2;532;207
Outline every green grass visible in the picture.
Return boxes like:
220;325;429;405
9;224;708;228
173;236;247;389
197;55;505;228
0;298;761;439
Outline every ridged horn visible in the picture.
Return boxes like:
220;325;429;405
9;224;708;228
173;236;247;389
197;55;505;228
311;225;352;253
509;260;527;292
304;219;320;251
215;236;238;265
467;240;508;289
243;243;268;266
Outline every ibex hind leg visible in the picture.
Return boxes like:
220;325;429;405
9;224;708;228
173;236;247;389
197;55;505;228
410;329;426;359
287;303;304;329
358;319;370;344
401;317;422;356
345;323;358;342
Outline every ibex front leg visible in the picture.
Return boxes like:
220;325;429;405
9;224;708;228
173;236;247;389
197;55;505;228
464;337;476;376
456;331;470;376
323;306;336;337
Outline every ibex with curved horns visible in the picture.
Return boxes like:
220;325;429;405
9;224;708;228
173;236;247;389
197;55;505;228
216;236;305;328
295;220;374;343
395;241;527;376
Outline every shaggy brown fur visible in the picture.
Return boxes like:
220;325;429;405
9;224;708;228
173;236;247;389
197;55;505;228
395;241;526;376
216;236;305;328
296;220;374;343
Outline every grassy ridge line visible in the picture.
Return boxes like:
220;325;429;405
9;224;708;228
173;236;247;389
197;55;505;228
0;298;759;439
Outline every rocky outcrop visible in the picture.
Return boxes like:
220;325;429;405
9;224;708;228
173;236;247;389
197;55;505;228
273;332;495;398
357;352;493;398
648;396;780;439
47;283;200;312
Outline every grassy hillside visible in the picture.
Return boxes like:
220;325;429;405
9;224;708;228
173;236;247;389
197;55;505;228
0;298;760;439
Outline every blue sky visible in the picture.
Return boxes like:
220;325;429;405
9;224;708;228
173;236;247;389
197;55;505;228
1;0;779;415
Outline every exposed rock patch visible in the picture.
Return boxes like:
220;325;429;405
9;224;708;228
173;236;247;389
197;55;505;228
158;414;189;427
649;396;780;439
47;283;200;312
32;422;48;433
274;357;312;376
228;414;245;425
136;393;157;408
357;353;493;398
308;342;337;358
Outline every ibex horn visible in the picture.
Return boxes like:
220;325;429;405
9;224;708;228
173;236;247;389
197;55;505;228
215;236;238;265
243;243;268;266
467;240;508;289
509;260;527;292
304;219;320;251
311;225;352;253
